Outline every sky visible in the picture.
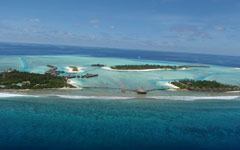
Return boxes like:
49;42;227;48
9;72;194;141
0;0;240;55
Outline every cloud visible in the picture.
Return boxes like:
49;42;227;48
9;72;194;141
140;40;174;48
230;27;239;30
23;28;38;33
24;18;40;23
0;25;19;31
214;26;225;31
73;24;80;27
178;34;189;38
109;26;116;30
169;25;210;40
197;32;209;39
89;19;101;24
197;26;204;30
53;30;73;36
169;27;195;33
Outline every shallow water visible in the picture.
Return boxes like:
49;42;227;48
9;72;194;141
0;43;240;149
1;55;240;96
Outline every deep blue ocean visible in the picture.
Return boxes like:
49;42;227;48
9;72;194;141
0;42;239;67
1;42;240;150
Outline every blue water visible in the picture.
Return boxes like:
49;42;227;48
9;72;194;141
1;42;240;67
1;42;240;150
1;97;240;150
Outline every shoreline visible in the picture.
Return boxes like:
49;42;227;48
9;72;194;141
65;66;84;73
162;82;180;89
102;66;186;72
66;79;83;90
0;79;83;92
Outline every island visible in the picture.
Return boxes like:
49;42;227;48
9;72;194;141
0;69;74;89
69;66;79;71
65;66;84;73
171;80;240;92
107;64;210;71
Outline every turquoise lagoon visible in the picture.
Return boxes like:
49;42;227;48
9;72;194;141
1;46;240;149
1;55;240;99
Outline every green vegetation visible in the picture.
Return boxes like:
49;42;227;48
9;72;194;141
171;80;240;92
111;64;210;70
69;66;79;71
0;70;74;89
111;64;181;70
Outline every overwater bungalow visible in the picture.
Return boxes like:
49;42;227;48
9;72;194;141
45;65;65;76
137;88;147;94
81;73;98;78
45;65;58;76
64;75;76;79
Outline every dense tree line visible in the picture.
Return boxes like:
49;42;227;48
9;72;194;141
69;66;79;71
171;80;239;92
111;64;182;70
0;70;74;89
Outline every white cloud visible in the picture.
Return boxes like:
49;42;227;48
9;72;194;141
0;25;19;31
198;32;209;39
54;30;73;36
178;34;188;38
73;24;80;27
23;28;37;33
214;26;225;31
197;26;204;30
24;18;40;23
169;27;195;33
89;19;101;24
109;26;116;30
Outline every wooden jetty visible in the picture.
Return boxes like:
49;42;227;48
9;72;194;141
45;65;62;76
80;86;168;94
81;73;98;78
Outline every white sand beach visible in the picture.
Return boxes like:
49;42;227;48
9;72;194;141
65;79;83;90
226;91;240;93
65;66;84;73
163;82;180;89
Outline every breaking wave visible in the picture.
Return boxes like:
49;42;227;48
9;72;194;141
147;96;240;101
1;93;239;101
57;95;240;101
0;93;38;98
56;95;135;100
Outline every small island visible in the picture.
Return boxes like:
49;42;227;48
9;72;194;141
0;69;74;89
171;80;240;92
69;66;79;71
108;64;210;71
65;66;84;73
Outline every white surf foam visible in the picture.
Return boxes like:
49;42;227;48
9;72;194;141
56;95;135;100
0;93;39;98
147;96;240;101
57;95;240;101
0;93;28;98
1;93;239;101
